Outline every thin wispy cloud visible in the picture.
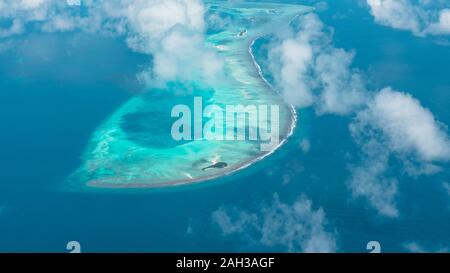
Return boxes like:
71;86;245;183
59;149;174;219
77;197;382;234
268;13;367;115
404;242;449;253
352;88;450;164
443;182;450;196
212;194;337;253
267;11;450;217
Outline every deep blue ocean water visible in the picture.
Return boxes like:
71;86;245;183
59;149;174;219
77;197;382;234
0;1;448;252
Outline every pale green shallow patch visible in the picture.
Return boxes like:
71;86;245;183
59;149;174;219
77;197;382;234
64;2;311;191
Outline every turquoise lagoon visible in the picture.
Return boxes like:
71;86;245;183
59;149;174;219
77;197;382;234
0;0;449;252
65;2;310;190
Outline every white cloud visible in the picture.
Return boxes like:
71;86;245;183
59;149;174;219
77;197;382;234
212;194;337;253
349;87;450;216
0;19;24;37
347;140;399;217
3;0;449;221
367;0;450;36
0;0;223;85
443;182;450;196
404;242;449;253
212;207;258;235
102;0;222;85
353;88;450;162
20;0;46;9
427;8;450;35
299;139;311;154
268;13;367;115
266;11;450;217
124;0;205;41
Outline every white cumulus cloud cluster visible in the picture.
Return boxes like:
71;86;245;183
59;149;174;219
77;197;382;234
0;0;223;85
367;0;450;36
404;242;449;253
0;0;84;35
267;12;450;217
212;194;337;253
268;13;367;115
